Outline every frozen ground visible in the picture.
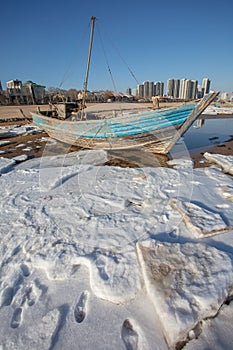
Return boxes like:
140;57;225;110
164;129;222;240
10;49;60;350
204;152;233;176
0;150;233;349
202;106;233;115
0;124;43;139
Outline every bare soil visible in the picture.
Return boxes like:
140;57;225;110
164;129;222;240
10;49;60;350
192;139;233;168
0;105;51;121
0;102;182;121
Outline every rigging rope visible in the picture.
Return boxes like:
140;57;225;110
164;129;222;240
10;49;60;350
97;19;140;86
96;21;118;93
58;19;93;90
96;18;138;133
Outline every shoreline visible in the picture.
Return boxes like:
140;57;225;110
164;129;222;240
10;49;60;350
0;105;232;168
1;102;232;121
191;139;233;168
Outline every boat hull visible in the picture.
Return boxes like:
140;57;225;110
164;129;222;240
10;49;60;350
45;124;180;153
32;92;219;154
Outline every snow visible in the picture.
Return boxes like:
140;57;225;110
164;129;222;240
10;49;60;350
0;157;16;174
204;152;233;176
185;302;233;349
167;158;193;169
137;240;233;347
170;198;231;237
0;141;15;146
12;155;29;163
0;124;43;138
202;106;233;115
16;149;109;170
15;144;26;148
0;150;233;349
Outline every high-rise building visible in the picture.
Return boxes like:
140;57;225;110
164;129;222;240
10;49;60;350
154;82;164;96
132;88;137;96
126;87;132;95
197;85;204;98
191;80;198;99
179;78;187;99
160;82;164;96
202;78;210;95
0;81;2;91
185;80;193;100
143;81;150;98
167;79;174;97
179;78;197;100
167;79;181;98
148;81;154;97
138;80;165;98
173;80;180;98
137;84;144;97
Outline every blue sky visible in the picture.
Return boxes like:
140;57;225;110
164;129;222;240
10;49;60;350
1;0;232;93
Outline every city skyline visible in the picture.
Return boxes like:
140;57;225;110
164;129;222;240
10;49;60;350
1;76;231;105
131;77;210;100
1;0;233;94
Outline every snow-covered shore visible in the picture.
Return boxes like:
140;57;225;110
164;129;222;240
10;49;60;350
0;150;233;349
202;106;233;115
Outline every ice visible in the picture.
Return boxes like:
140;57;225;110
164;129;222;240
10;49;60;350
202;106;233;115
0;157;15;174
22;147;34;152
0;151;233;349
16;149;108;170
0;124;42;138
170;198;231;237
185;302;233;349
167;158;193;169
13;155;29;163
204;152;233;175
137;240;233;348
0;140;15;146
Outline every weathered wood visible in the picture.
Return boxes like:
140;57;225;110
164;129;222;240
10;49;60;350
32;92;218;154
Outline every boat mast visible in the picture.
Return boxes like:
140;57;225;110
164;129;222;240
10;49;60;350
83;16;96;107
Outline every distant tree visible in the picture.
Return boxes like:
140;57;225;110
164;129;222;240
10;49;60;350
47;87;67;102
65;89;78;101
47;87;61;94
0;93;8;105
104;90;115;101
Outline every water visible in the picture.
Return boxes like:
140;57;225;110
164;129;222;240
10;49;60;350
182;117;233;154
42;115;233;169
106;117;233;167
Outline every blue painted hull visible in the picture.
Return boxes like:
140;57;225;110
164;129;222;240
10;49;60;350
32;92;218;153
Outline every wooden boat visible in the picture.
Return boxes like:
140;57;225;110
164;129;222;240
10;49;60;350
31;17;219;154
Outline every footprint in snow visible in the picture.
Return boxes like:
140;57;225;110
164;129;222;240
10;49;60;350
20;263;30;277
121;319;139;350
11;307;23;329
74;291;89;323
96;256;109;281
0;266;30;309
9;279;43;330
25;284;37;307
0;286;14;307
